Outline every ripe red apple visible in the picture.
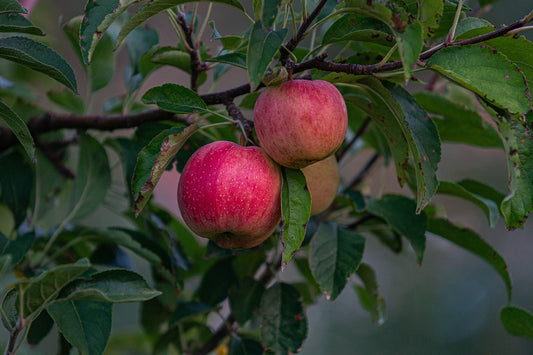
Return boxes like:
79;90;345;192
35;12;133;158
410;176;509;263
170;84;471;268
177;141;282;249
253;79;348;169
301;155;340;216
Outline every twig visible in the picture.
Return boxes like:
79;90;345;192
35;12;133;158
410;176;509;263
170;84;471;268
193;253;282;355
336;117;372;161
224;100;256;145
192;315;235;355
4;319;24;355
175;10;207;92
280;0;328;65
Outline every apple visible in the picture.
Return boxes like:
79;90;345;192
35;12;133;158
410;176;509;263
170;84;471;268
253;79;348;169
301;155;340;216
177;141;282;249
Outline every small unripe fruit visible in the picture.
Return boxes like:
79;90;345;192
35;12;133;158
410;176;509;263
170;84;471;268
301;155;340;215
177;141;282;249
254;79;348;169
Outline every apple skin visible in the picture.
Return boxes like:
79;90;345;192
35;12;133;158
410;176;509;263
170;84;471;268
177;141;282;249
253;79;348;169
301;155;340;216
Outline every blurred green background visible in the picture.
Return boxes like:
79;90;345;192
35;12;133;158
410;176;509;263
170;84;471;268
1;0;533;354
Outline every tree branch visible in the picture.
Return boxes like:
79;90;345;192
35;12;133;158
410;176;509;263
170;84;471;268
0;109;191;152
224;100;256;144
175;10;206;92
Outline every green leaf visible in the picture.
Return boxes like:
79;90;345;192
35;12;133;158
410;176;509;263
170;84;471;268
47;90;85;115
197;259;236;307
64;15;116;92
48;300;112;355
386;83;441;212
1;288;18;329
368;195;426;264
0;36;77;93
67;134;111;221
131;124;199;216
416;0;444;38
437;180;501;227
142;83;207;114
484;35;533;90
427;218;512;301
354;263;386;325
169;300;210;325
396;20;423;81
0;150;34;225
0;204;15;238
494;111;533;229
501;306;533;339
150;47;208;84
80;0;125;64
343;0;394;27
90;227;166;270
17;259;91;318
115;0;246;51
27;310;54;347
247;22;287;89
414;91;502;148
89;29;115;92
207;52;247;69
0;13;44;35
322;14;393;47
209;21;244;50
229;336;264;355
260;283;307;353
0;98;35;160
229;277;265;324
261;0;280;28
426;45;532;115
0;0;27;14
342;78;441;212
0;231;34;268
309;222;365;301
56;269;160;303
280;168;311;268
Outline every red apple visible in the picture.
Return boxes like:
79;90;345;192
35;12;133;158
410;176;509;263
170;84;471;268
301;155;340;216
253;79;348;169
177;141;282;249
